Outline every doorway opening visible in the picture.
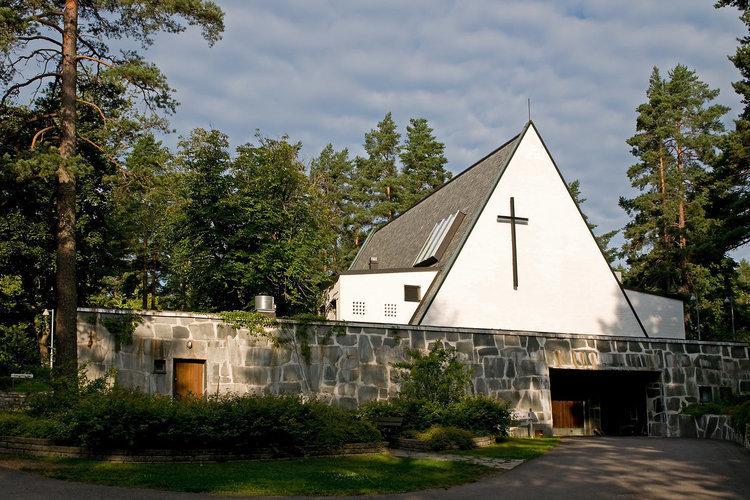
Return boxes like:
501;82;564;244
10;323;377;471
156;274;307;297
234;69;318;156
549;368;659;436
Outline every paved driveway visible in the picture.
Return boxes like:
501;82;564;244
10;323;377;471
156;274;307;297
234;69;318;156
389;437;750;500
1;437;748;499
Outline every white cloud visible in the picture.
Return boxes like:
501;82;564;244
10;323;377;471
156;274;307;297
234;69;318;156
138;0;748;259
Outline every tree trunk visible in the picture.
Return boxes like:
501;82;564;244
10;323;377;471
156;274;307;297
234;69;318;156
150;248;157;310
54;0;79;376
141;234;149;309
676;141;687;248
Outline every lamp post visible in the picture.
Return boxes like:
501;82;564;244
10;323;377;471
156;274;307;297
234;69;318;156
690;295;701;341
42;309;55;369
724;297;736;339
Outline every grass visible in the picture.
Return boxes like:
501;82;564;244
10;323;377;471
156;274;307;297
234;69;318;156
10;454;496;496
446;437;561;460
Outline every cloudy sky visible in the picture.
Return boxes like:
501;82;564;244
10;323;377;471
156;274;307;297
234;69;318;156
145;0;748;259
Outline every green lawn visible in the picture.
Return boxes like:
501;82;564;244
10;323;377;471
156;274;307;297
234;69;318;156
447;437;561;460
15;454;495;496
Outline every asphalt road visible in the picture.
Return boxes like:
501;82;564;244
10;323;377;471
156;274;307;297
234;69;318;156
1;437;748;499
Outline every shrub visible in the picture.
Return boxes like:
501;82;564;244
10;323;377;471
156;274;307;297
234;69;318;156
680;394;750;436
731;400;750;436
444;395;512;435
359;395;510;436
392;340;473;405
417;425;475;451
5;373;381;452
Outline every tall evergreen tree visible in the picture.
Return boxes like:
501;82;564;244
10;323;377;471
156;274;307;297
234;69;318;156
0;0;224;373
362;112;402;223
400;117;450;211
111;134;173;310
620;65;728;298
710;1;750;255
310;144;355;272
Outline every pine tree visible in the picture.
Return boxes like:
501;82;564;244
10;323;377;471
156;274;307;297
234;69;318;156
362;112;402;224
400;118;450;212
0;0;224;373
620;65;728;298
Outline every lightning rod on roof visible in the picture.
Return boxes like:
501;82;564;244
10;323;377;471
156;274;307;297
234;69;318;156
528;98;531;122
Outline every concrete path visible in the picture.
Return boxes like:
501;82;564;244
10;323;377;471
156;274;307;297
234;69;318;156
0;437;748;499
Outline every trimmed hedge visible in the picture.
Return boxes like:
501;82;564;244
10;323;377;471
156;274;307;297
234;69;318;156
1;388;380;451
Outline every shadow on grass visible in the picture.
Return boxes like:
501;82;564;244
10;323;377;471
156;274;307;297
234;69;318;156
18;454;496;496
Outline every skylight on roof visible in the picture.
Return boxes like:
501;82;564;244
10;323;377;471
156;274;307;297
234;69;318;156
413;211;464;267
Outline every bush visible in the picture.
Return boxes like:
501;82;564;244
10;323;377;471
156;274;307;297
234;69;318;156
392;341;473;405
6;373;381;452
681;394;750;436
416;425;475;451
359;395;510;436
731;400;750;436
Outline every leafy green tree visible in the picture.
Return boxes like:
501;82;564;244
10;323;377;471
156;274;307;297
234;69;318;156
230;134;333;315
0;0;224;373
620;65;728;298
400;118;450;211
568;180;619;264
166;128;233;311
165;130;333;315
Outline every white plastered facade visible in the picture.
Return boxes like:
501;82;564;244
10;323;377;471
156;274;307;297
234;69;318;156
421;126;648;336
330;270;438;324
624;289;685;338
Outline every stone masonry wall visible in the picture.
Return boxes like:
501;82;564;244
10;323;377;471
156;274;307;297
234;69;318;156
77;308;750;438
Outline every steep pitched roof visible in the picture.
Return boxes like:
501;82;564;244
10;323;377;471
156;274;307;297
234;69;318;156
349;133;520;272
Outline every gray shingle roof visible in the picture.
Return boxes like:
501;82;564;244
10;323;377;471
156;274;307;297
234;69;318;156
349;134;520;272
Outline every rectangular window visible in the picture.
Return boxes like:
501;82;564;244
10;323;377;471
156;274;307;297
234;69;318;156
353;301;366;315
154;359;166;374
699;386;713;403
404;285;421;302
384;304;397;317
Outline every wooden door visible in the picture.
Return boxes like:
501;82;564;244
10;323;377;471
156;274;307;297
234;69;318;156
552;400;584;428
174;360;204;399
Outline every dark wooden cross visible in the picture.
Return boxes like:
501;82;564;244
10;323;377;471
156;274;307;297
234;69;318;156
496;197;528;289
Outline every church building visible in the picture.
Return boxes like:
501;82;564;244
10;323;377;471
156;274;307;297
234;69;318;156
77;122;748;439
327;121;685;339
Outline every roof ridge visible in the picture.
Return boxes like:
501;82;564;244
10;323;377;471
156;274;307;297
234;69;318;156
365;132;522;235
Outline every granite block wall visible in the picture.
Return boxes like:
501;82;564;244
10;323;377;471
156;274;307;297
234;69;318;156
77;308;750;437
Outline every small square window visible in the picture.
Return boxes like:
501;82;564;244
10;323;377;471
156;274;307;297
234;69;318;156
404;285;421;302
699;386;713;403
353;301;366;315
384;304;397;317
154;359;166;374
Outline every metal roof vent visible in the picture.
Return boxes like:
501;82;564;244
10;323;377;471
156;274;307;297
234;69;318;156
254;295;276;317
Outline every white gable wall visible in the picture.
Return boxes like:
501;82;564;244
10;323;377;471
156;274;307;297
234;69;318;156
624;289;685;339
421;126;646;336
334;270;438;324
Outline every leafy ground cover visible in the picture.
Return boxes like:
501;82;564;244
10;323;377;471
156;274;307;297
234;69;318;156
681;394;750;436
6;454;495;496
446;437;561;460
